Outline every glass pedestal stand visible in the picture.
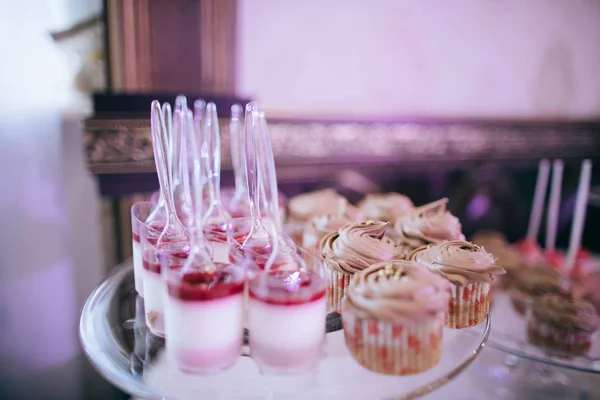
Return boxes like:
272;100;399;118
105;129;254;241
471;292;600;400
80;262;491;400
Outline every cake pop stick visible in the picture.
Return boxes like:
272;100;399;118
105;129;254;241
526;159;550;241
565;160;592;275
545;160;563;252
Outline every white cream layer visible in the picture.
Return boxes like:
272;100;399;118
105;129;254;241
164;294;244;349
142;269;165;335
132;240;144;296
248;297;326;348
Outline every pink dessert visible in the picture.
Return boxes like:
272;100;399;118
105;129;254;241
142;240;189;336
164;264;245;373
248;270;326;374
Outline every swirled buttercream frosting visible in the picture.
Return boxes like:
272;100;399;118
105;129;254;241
394;198;465;249
305;199;364;238
288;189;344;221
343;260;450;322
320;220;395;274
532;294;599;333
358;193;414;222
409;240;505;285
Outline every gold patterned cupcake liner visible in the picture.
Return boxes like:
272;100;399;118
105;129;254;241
446;282;490;329
342;311;444;375
327;268;352;313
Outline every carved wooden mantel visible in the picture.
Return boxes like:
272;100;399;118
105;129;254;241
85;114;600;178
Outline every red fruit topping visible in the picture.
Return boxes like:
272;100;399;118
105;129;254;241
167;263;245;301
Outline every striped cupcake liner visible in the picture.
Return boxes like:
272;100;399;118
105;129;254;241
446;282;490;329
327;268;353;313
527;319;593;356
342;311;444;375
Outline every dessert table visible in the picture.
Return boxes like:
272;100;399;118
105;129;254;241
80;261;491;400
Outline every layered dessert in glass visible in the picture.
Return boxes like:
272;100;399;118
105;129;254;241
248;269;327;374
131;201;153;297
140;223;190;336
163;261;245;373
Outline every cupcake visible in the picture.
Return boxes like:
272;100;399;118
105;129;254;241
358;193;414;222
510;266;568;315
392;243;415;261
302;198;364;257
342;260;450;375
320;220;395;313
471;231;525;289
409;240;505;328
288;189;345;223
527;294;599;356
287;189;346;244
394;198;465;255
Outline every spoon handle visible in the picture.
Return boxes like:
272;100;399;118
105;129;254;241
230;104;246;197
244;102;263;230
150;101;173;217
203;103;223;205
171;95;188;190
255;110;282;272
185;108;206;248
256;111;282;234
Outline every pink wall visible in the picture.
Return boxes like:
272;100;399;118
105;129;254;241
236;0;600;119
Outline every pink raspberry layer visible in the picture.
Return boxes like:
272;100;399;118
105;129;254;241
250;340;324;374
173;342;241;374
248;270;326;306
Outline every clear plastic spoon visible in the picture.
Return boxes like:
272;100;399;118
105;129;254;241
242;102;272;247
202;103;232;230
171;95;192;224
229;104;249;211
255;110;301;272
181;107;215;271
148;100;187;243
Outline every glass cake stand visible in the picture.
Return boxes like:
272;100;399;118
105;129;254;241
470;292;600;399
80;261;491;400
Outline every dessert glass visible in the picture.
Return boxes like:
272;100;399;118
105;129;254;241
221;187;288;223
162;255;245;374
140;222;190;337
247;250;327;375
131;201;153;297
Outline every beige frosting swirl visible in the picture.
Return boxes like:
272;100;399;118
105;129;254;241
392;243;414;260
305;198;364;238
532;294;599;332
343;260;450;322
409;240;505;285
394;198;465;249
320;220;395;274
358;193;414;222
288;189;344;222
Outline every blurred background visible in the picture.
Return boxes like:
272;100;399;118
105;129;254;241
1;0;599;399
